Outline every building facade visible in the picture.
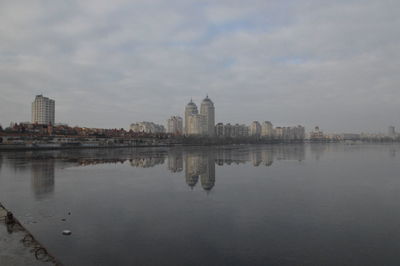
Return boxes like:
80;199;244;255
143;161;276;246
185;99;198;134
31;95;55;125
200;96;215;136
130;122;165;133
185;96;215;136
249;121;261;136
261;121;273;137
167;116;183;135
187;114;206;135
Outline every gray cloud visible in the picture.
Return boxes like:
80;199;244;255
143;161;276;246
0;0;399;133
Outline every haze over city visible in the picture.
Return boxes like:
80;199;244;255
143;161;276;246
1;0;399;132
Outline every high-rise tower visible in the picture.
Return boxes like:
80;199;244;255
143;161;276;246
31;95;55;125
200;95;215;136
185;99;198;134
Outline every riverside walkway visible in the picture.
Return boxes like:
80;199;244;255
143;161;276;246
0;203;60;266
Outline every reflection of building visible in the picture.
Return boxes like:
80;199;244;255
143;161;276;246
167;150;183;172
200;153;215;191
129;157;165;168
32;94;55;125
251;150;262;166
261;150;273;166
184;151;215;191
31;159;55;197
185;154;202;188
309;143;328;160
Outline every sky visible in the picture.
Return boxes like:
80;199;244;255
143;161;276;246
0;0;399;133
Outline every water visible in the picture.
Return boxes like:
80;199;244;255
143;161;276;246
0;144;400;266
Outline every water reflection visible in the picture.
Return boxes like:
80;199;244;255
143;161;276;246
31;158;55;197
185;151;216;191
0;145;306;195
167;150;183;173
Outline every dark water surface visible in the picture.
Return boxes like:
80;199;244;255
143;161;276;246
1;144;400;266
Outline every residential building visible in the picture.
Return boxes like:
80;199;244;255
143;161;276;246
200;95;215;136
31;95;55;125
167;116;183;135
130;122;165;133
249;121;261;136
261;121;273;137
185;96;215;136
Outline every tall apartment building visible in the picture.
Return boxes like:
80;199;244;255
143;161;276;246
187;114;206;135
200;96;215;136
185;96;215;136
185;99;198;134
167;116;183;135
261;121;273;137
31;95;55;125
249;121;261;136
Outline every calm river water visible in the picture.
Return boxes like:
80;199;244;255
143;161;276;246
1;144;400;266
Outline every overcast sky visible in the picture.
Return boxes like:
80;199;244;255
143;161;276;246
1;0;399;133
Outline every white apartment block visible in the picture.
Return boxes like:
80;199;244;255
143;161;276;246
31;95;55;125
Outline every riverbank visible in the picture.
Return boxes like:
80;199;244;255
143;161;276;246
0;203;60;266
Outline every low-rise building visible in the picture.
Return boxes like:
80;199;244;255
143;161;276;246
130;122;165;133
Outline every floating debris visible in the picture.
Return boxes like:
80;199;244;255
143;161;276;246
62;230;72;236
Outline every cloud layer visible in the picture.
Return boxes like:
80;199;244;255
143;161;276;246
1;0;399;132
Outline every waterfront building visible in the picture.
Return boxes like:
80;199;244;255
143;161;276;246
31;95;55;125
215;123;224;137
185;99;198;134
274;127;284;139
167;116;183;135
187;114;206;135
215;123;249;138
294;125;306;140
261;121;273;137
309;126;325;141
200;95;215;136
185;96;215;136
130;122;165;133
238;124;249;137
223;123;232;137
249;121;261;136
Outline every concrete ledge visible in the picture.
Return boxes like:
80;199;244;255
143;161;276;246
0;204;61;266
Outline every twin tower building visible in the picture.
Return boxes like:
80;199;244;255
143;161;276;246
185;96;215;136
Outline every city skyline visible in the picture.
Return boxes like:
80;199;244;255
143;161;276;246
1;0;399;132
2;94;398;136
